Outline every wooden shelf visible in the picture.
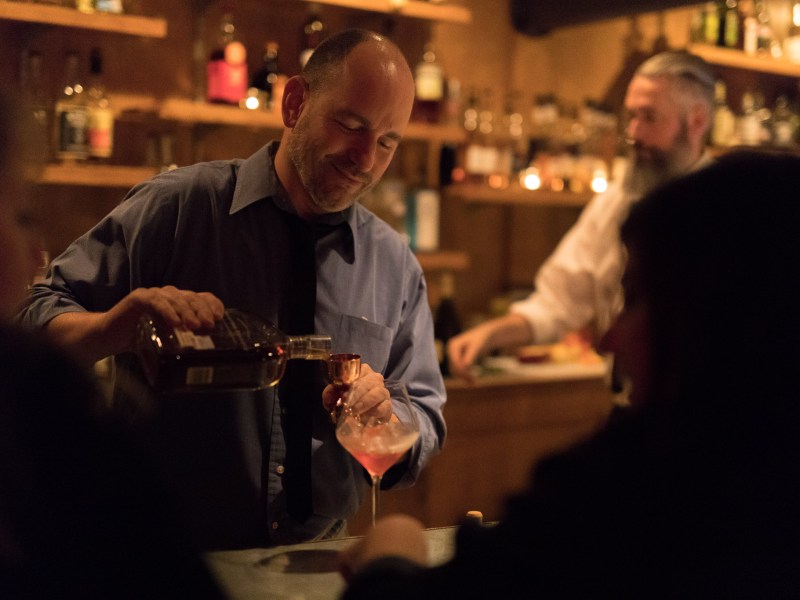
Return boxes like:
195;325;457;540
159;98;467;145
688;43;800;78
405;120;465;144
304;0;471;24
159;98;284;129
415;250;469;272
37;164;158;187
446;183;593;208
0;1;167;38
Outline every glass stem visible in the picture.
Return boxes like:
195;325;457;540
371;475;381;526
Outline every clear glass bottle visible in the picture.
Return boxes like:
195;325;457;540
413;42;444;124
136;309;332;393
711;80;736;147
55;51;89;162
86;47;114;161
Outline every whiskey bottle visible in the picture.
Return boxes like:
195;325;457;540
55;52;89;162
86;48;114;160
413;43;444;124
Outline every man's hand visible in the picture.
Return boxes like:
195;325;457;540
338;514;428;582
447;313;535;382
46;286;225;365
322;363;392;422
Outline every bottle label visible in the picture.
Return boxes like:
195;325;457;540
207;59;247;104
57;107;89;158
88;107;114;158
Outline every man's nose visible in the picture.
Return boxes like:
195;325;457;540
348;138;376;173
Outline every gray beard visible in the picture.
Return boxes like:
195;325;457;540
622;129;694;197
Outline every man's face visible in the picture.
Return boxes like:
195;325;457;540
622;75;696;196
284;44;414;217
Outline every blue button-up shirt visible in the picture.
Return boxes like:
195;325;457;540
19;142;446;550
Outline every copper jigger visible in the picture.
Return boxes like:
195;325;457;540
328;353;361;423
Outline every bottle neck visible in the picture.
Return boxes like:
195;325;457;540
286;335;332;360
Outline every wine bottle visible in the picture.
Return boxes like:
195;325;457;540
55;51;89;162
86;48;114;160
433;273;462;377
206;8;248;105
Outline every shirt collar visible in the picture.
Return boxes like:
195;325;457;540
230;141;357;263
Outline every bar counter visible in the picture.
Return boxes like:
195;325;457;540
206;526;457;600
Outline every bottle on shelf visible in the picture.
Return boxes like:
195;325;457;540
463;88;499;185
711;80;736;147
433;272;462;377
299;5;325;69
75;0;95;13
702;1;721;45
405;166;440;253
86;47;114;161
771;95;798;147
721;0;743;49
94;0;124;13
19;49;50;146
247;41;283;111
784;1;800;63
206;7;248;106
412;42;444;124
55;51;89;162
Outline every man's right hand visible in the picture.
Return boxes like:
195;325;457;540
46;286;225;366
447;313;536;382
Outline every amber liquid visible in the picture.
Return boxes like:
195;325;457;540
153;346;287;393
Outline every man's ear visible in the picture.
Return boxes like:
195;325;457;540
281;76;309;128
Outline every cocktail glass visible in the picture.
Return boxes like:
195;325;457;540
335;379;419;526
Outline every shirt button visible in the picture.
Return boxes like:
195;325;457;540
276;465;285;474
271;522;279;530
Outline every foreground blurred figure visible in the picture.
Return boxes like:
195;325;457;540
0;92;225;598
339;152;800;598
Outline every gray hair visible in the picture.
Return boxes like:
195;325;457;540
634;50;715;111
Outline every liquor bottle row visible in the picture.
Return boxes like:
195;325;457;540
203;4;451;127
712;80;800;147
19;48;115;162
449;90;620;194
204;6;323;110
690;0;800;63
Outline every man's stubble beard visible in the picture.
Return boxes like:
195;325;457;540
623;122;694;198
286;118;374;215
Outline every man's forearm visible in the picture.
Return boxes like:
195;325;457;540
45;312;119;367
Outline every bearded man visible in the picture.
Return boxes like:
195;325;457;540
447;50;715;387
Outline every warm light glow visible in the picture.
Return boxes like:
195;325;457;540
520;167;541;190
487;174;508;189
550;178;565;192
244;95;260;110
590;170;608;193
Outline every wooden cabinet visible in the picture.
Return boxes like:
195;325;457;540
348;370;615;534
